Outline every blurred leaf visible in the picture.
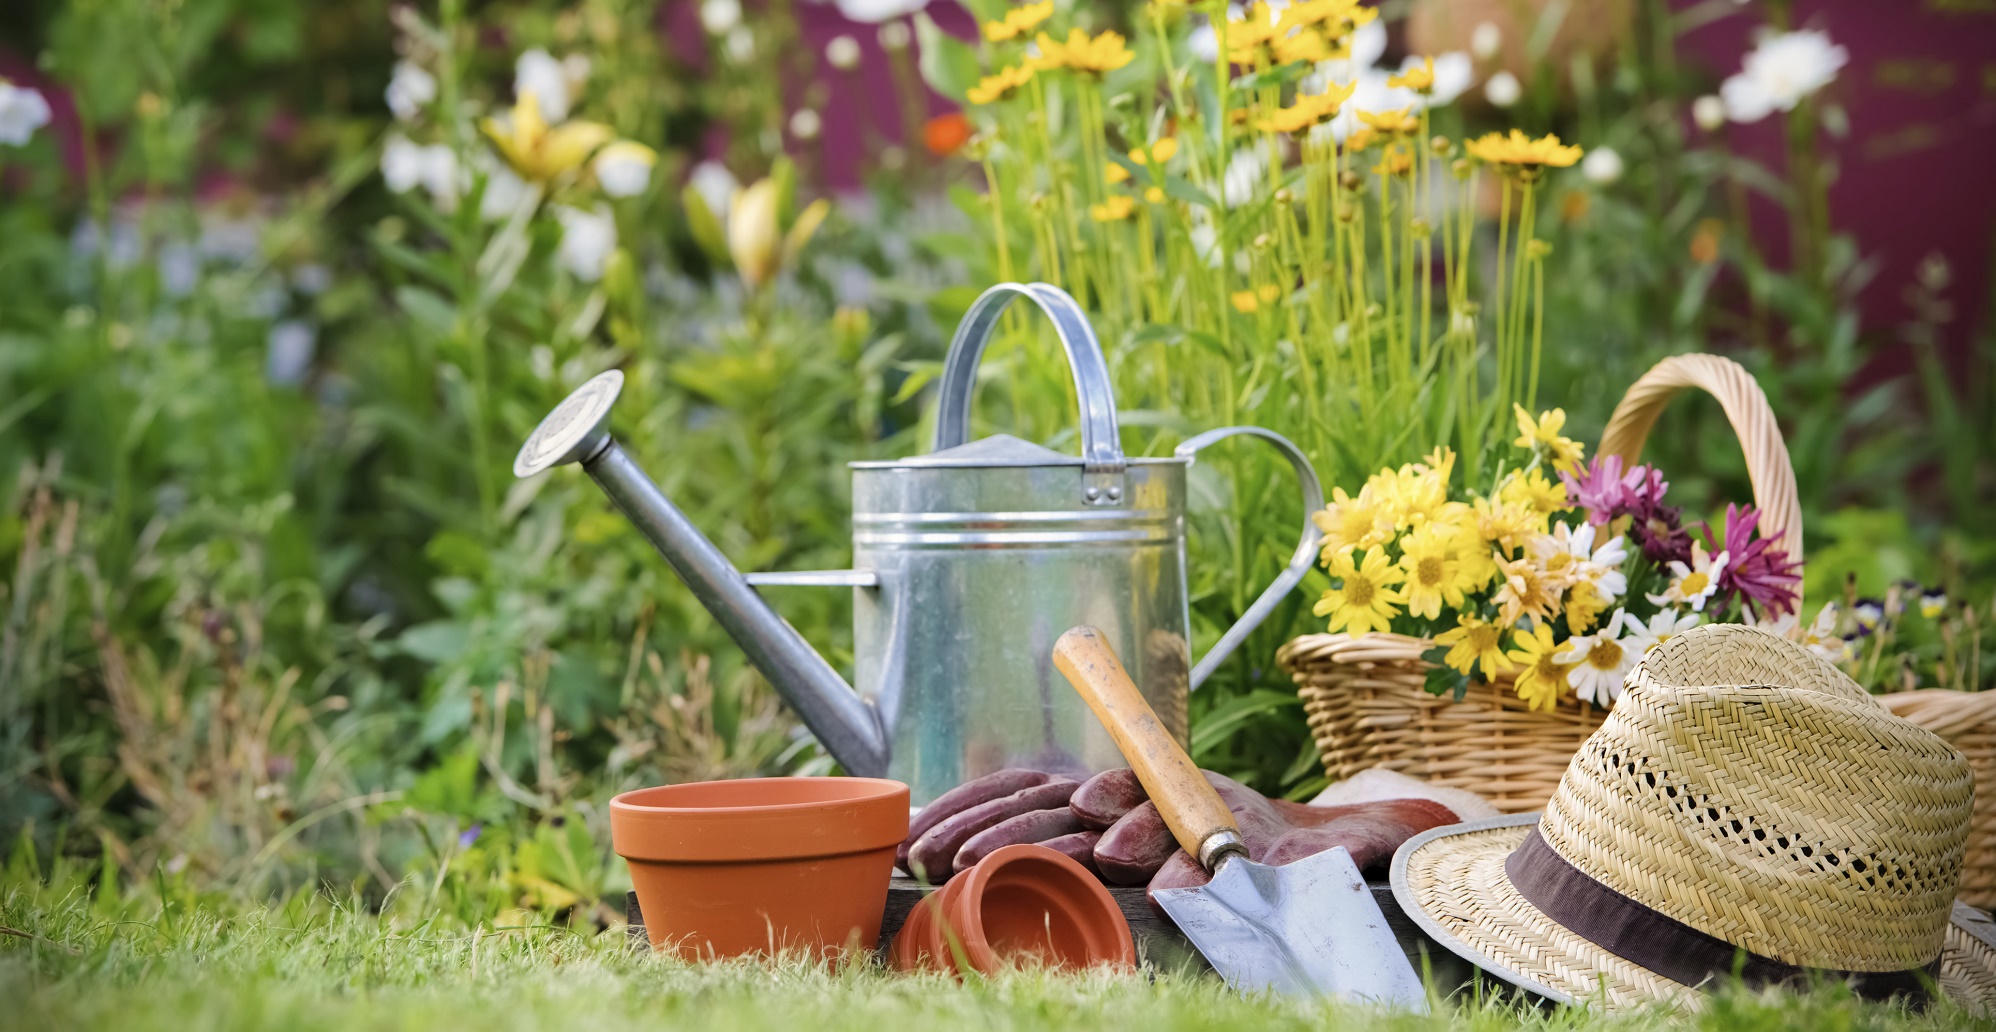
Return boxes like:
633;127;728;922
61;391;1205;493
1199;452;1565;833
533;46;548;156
914;12;982;104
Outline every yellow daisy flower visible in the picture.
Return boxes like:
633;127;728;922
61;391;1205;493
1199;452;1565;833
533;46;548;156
1471;495;1538;554
1036;28;1135;76
1131;137;1179;165
1433;613;1513;677
1564;580;1611;633
1388;56;1435;93
1312;485;1392;553
481;92;614;182
1089;195;1136;222
1256;80;1357;135
1397;523;1479;620
1230;283;1281;313
1278;0;1376;35
1272;29;1331;66
1357;107;1419;136
1507;623;1575;712
1343;126;1378;152
967;63;1037;105
1465;129;1584;170
1498;467;1570;519
982;1;1053;42
1512;403;1586;473
1314;546;1405;638
1493;550;1561;628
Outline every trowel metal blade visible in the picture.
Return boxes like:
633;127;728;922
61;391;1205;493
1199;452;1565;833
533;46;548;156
1152;846;1428;1009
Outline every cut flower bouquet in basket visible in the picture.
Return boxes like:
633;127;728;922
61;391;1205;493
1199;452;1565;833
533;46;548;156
1281;354;1808;812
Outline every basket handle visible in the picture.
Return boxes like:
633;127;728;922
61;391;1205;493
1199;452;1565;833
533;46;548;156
1597;354;1804;607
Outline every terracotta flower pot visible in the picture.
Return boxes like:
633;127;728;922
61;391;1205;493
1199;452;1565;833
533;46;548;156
611;776;909;959
889;844;1136;975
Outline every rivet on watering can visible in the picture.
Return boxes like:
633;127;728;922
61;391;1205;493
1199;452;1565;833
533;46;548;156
1085;487;1101;501
1107;487;1121;501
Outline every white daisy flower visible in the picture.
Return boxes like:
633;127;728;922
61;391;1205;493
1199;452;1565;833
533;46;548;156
1618;608;1700;659
1646;542;1729;613
1720;29;1847;125
385;61;437;122
1566;608;1638;706
554;204;617;282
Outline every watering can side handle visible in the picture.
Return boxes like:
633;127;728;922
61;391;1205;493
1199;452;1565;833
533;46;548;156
931;283;1126;504
1175;427;1326;691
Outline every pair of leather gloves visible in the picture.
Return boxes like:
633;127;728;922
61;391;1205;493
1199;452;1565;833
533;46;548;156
898;766;1460;895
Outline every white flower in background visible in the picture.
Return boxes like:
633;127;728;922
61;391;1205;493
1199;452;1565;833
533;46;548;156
1582;145;1624;184
724;27;755;61
840;0;928;25
1691;94;1726;131
382;135;460;208
1566;609;1638;706
476;158;533;221
292;263;333;295
876;19;912;50
1189;20;1218;63
1220;144;1269;208
1471;21;1502;61
1484;70;1521;107
514;48;577;123
789;108;822;141
688;161;740;224
592;140;657;198
1422;52;1476;107
266;319;317;385
0;79;53;146
1647;542;1729;612
1620;608;1700;659
385;61;437;121
826;35;862;70
1719;29;1847;124
554;204;617;281
157;242;200;298
700;0;742;34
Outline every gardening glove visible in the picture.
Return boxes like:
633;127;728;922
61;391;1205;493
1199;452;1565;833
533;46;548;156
898;768;1085;883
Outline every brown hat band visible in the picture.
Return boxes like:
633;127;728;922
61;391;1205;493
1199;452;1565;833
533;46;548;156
1506;827;1941;1004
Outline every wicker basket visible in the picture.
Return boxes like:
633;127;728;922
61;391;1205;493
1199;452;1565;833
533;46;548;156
1279;354;1805;814
1880;689;1996;909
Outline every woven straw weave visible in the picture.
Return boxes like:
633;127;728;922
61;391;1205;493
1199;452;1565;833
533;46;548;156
1881;689;1996;909
1281;355;1801;816
1399;821;1996;1012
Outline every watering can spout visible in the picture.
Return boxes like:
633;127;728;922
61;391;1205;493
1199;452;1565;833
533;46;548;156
512;371;891;778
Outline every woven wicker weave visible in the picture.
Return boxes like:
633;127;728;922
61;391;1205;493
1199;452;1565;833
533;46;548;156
1390;624;1994;1012
1881;689;1996;910
1279;354;1802;814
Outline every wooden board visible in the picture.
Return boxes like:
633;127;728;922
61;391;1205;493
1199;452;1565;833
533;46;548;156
625;876;1476;990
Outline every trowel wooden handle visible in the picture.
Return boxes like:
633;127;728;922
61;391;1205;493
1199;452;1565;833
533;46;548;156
1053;626;1245;871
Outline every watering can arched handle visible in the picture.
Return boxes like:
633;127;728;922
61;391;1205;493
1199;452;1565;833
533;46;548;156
1176;427;1326;691
932;283;1127;506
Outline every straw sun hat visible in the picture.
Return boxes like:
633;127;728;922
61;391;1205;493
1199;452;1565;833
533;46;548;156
1391;624;1996;1012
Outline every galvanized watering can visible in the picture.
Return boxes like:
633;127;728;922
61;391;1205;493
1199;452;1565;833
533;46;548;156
515;283;1323;805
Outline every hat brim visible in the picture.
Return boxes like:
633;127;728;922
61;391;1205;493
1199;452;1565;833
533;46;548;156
1390;815;1996;1014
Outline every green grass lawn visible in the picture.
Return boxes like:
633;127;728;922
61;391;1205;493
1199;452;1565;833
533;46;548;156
3;883;1986;1032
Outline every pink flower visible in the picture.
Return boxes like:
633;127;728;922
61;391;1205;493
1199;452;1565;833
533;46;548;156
1560;455;1638;526
1700;503;1800;621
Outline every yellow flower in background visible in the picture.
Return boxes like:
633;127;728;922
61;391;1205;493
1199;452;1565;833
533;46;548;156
1372;145;1413;177
1564;580;1611;633
1512;404;1586;473
1256;80;1356;135
1279;0;1377;36
1493;550;1561;628
1313;485;1391;553
1035;29;1135;76
1434;614;1512;677
1314;546;1405;638
1132;137;1180;165
1145;186;1165;203
1357;107;1419;136
1398;523;1477;620
1465;129;1584;169
1343;127;1378;152
1230;284;1282;312
481;92;614;181
1272;30;1331;65
1105;163;1131;184
1508;623;1575;712
1498;467;1569;518
982;1;1053;42
1090;195;1136;222
1472;495;1539;553
1389;56;1435;93
968;63;1037;105
1226;2;1285;64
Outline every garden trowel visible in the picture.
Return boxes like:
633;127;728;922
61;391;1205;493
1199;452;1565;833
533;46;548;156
1053;626;1428;1008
